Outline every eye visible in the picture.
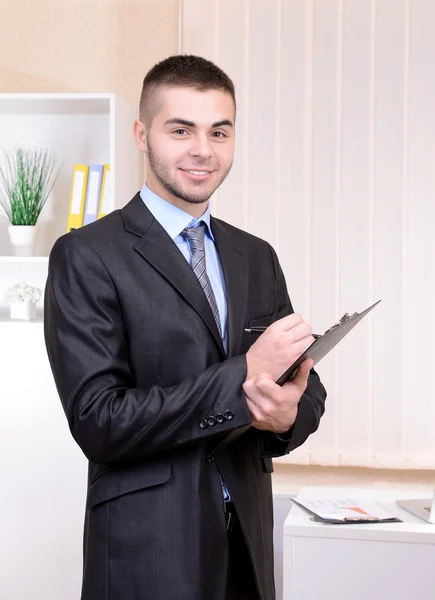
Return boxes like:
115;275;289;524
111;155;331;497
173;129;189;136
212;131;227;139
212;131;228;140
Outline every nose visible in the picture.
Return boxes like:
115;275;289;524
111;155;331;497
188;133;212;160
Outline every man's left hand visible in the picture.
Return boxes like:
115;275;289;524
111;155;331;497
242;359;313;433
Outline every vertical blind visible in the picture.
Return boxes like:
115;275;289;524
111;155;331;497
181;0;435;469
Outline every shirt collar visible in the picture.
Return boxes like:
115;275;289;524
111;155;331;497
140;183;214;241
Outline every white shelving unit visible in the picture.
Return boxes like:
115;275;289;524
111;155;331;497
0;94;143;599
0;92;143;309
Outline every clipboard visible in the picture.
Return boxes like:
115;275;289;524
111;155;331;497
276;300;382;386
206;299;382;463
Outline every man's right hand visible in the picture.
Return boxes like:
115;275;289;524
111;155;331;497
245;314;315;383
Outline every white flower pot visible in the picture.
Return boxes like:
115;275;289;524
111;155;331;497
8;224;39;257
10;300;37;321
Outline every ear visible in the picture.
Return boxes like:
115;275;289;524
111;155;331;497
133;119;148;153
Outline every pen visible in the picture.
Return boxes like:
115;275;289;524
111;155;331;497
244;326;321;339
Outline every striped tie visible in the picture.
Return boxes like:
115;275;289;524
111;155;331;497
183;224;229;502
182;223;222;337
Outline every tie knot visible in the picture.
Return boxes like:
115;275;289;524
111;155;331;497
182;222;206;250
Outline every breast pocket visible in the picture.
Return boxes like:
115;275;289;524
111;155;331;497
249;312;276;329
243;313;277;351
248;313;277;342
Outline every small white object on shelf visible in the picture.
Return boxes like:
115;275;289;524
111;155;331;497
10;299;37;321
6;281;42;321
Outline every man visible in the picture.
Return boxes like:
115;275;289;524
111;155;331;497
44;55;326;600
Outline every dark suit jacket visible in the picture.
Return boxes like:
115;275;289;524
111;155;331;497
44;193;326;600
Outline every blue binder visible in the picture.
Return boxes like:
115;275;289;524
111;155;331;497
83;164;104;226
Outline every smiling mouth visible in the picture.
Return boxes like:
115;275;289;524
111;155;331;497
180;168;214;174
179;168;215;180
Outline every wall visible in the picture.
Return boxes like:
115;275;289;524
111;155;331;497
0;0;178;103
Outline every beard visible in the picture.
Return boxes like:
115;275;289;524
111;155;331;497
147;137;232;204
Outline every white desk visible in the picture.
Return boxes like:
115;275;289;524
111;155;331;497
283;486;435;600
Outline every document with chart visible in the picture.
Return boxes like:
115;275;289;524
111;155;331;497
292;496;402;524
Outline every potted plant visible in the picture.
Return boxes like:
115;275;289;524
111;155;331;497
0;147;60;256
6;282;42;320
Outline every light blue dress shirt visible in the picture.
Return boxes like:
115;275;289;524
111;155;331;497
140;183;228;352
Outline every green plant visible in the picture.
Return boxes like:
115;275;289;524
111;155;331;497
0;147;60;225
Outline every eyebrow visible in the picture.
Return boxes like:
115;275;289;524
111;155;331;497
164;118;234;129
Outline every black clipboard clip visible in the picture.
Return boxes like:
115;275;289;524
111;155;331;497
275;299;382;386
324;311;358;332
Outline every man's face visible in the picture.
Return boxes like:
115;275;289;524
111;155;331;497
143;86;235;207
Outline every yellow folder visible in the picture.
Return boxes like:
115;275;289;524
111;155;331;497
98;164;111;219
67;165;89;232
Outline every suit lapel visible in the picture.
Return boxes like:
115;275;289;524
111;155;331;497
122;194;225;356
211;217;248;358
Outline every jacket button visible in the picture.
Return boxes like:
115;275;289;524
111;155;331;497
224;410;234;421
216;413;225;424
200;419;209;429
207;416;217;427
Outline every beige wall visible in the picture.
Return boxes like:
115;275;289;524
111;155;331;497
0;0;179;104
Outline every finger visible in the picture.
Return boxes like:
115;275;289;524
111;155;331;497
243;375;273;407
245;396;263;423
244;372;274;389
291;358;313;387
244;376;279;411
280;322;313;344
244;380;279;421
270;313;303;333
255;376;278;395
281;334;315;356
253;375;284;406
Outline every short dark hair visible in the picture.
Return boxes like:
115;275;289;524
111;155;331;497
139;54;236;124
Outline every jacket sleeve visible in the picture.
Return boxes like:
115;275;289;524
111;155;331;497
258;244;327;458
44;233;252;465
